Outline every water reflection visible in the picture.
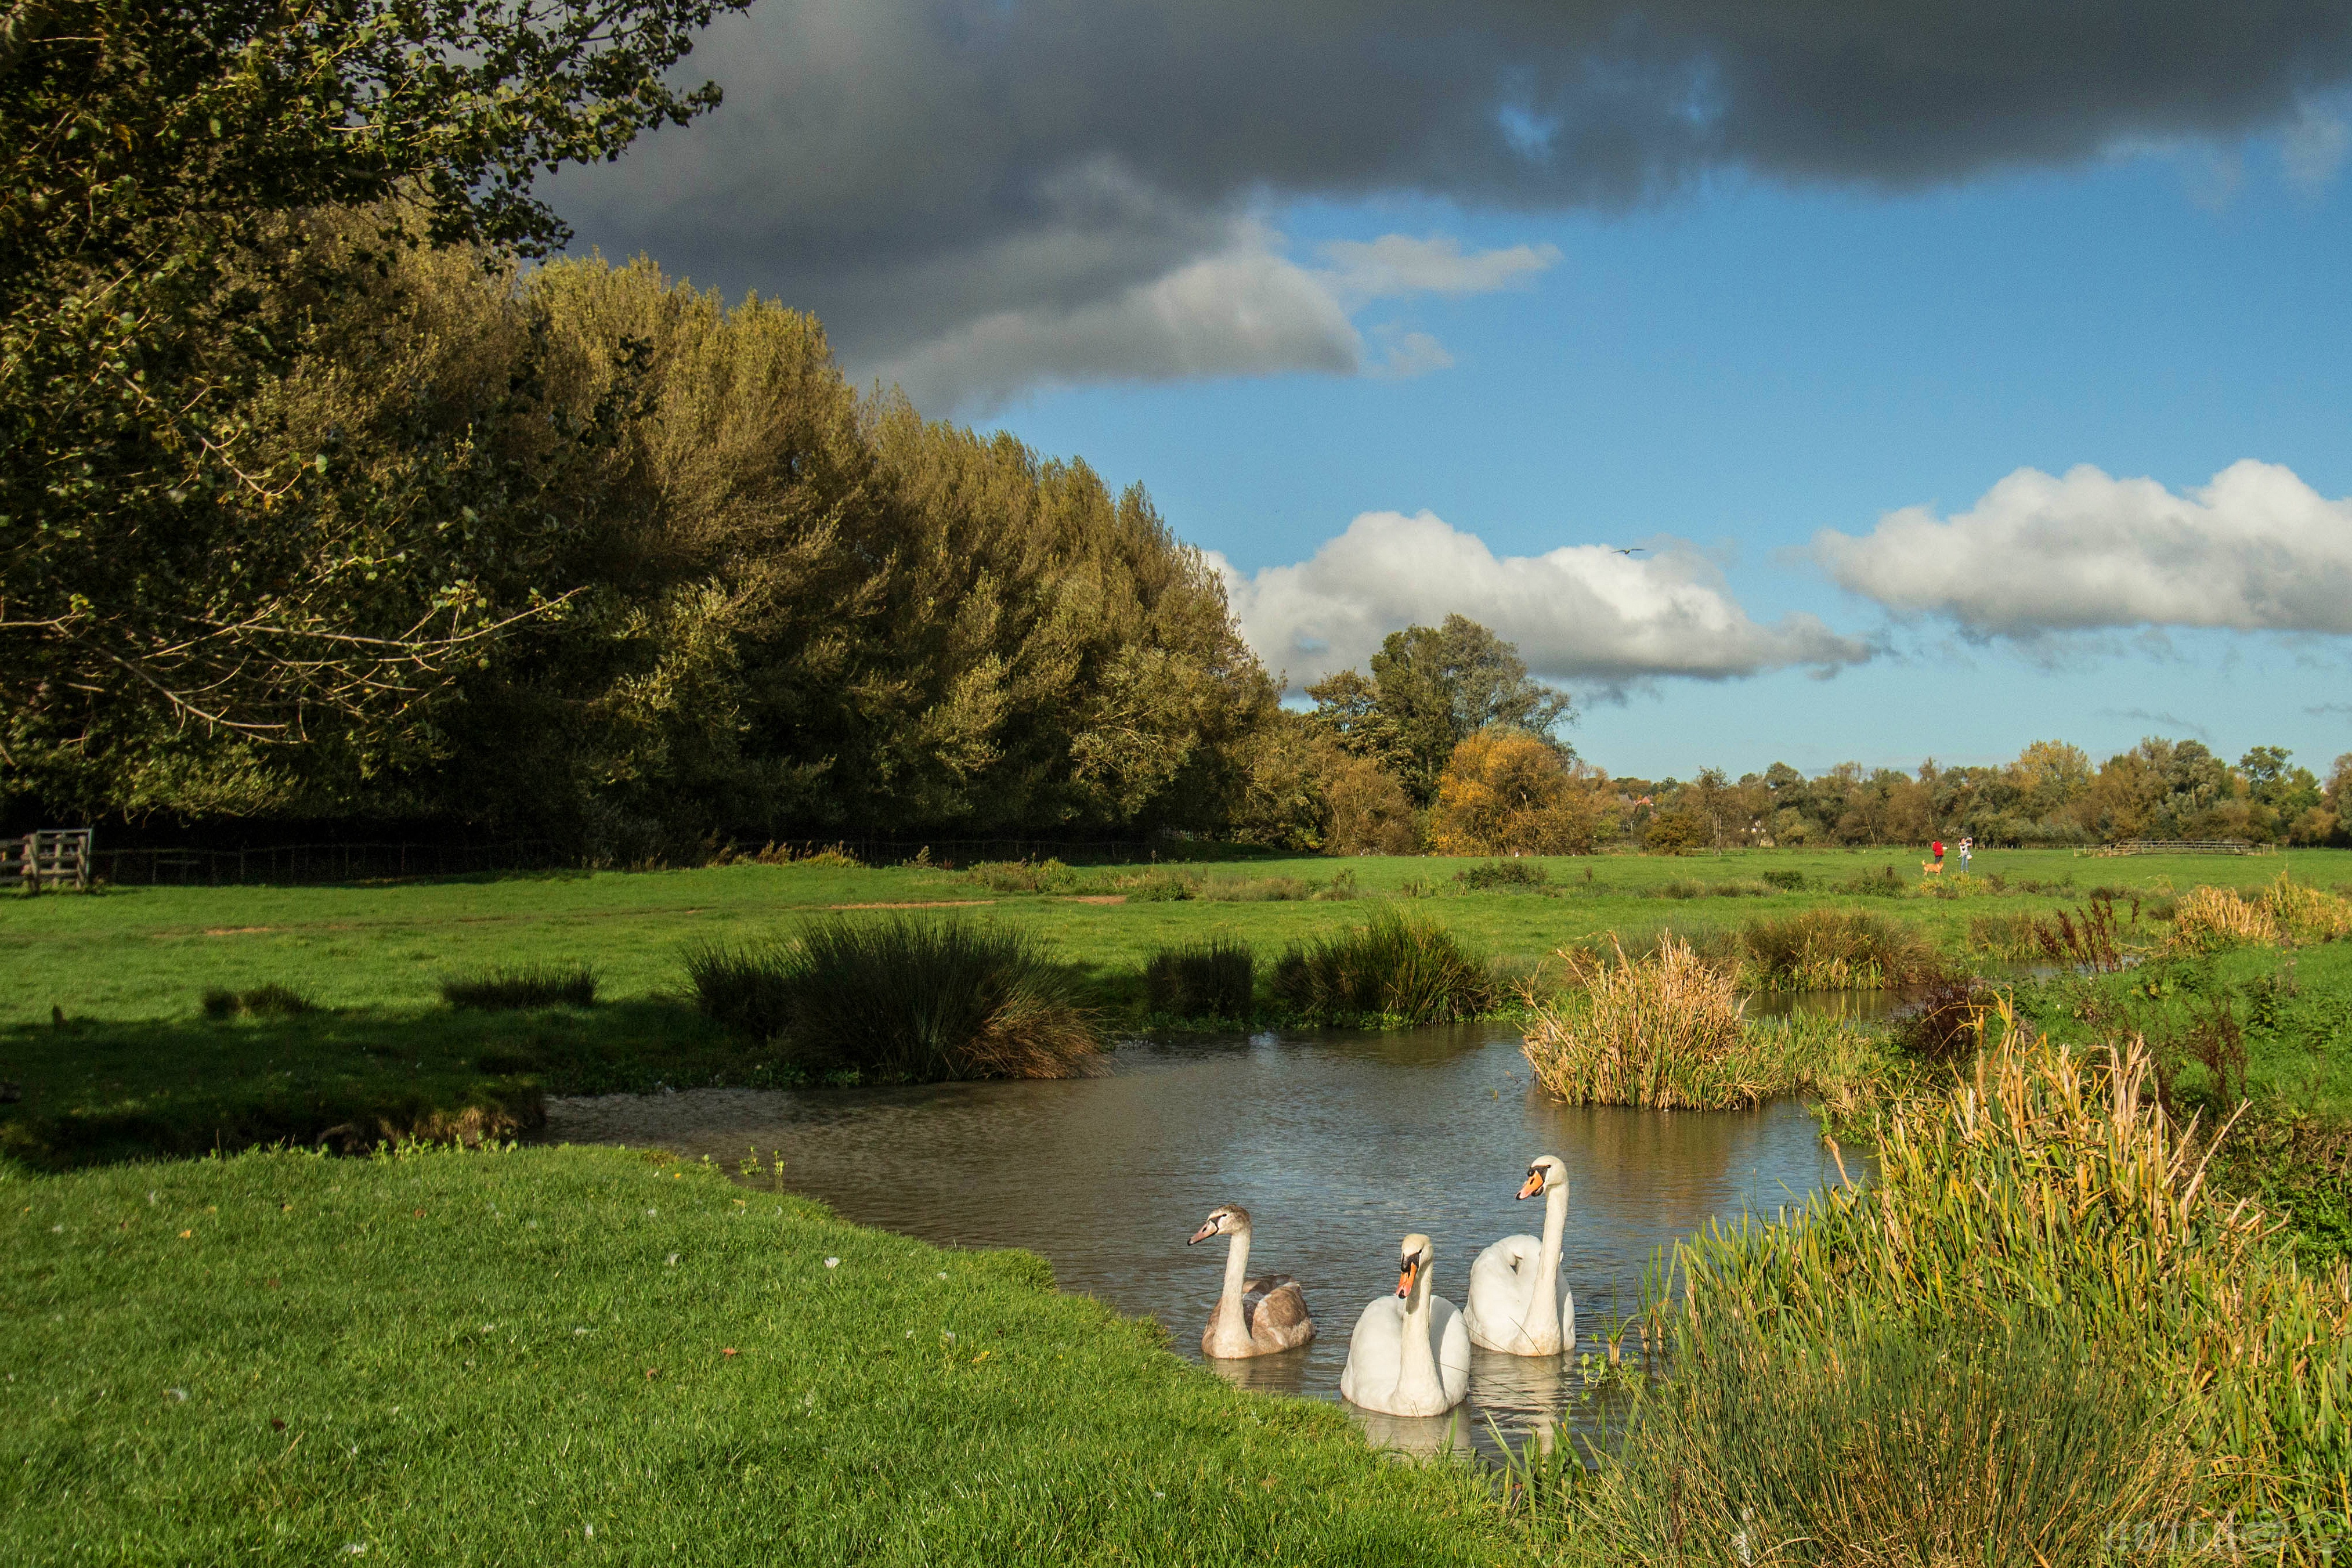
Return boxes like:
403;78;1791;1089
543;1023;1861;1460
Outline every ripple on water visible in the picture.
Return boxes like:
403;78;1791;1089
543;1023;1863;1460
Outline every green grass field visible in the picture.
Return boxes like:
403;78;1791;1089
4;847;2345;1170
0;1143;1528;1566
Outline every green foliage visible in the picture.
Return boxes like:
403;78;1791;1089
198;982;316;1020
1563;1320;2201;1565
2;1;742;785
1;1147;1530;1563
1142;938;1255;1021
683;917;1103;1082
1305;613;1571;806
1270;908;1494;1023
1735;907;1941;991
440;965;597;1011
1678;1029;2352;1523
1454;859;1550;891
1639;809;1703;854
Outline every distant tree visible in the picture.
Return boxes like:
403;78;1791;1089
1306;614;1572;805
1430;726;1606;855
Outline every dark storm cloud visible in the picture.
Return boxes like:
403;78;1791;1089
553;0;2352;406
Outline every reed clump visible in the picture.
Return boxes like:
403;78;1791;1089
1520;934;1761;1109
2169;884;2280;952
683;916;1103;1081
1563;1318;2201;1565
440;964;597;1010
1733;907;1940;991
1143;938;1255;1021
1270;908;1494;1023
200;983;316;1020
1676;1021;2352;1523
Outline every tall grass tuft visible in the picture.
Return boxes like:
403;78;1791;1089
1733;906;1939;991
2174;873;2352;953
1677;1018;2352;1523
683;916;1103;1081
1271;908;1494;1023
440;964;597;1010
1566;1318;2201;1565
1143;938;1255;1020
200;983;316;1019
1519;934;1761;1109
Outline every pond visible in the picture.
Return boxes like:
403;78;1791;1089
544;1023;1860;1459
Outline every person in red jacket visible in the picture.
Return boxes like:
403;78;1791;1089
1931;839;1945;867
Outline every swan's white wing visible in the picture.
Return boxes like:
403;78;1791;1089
1339;1297;1406;1406
1558;1276;1576;1356
1464;1235;1540;1346
1430;1296;1472;1405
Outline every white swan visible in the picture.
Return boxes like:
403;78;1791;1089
1339;1233;1470;1417
1463;1155;1574;1357
1188;1204;1314;1358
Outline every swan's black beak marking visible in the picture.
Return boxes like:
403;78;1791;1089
1188;1222;1217;1246
1394;1259;1417;1298
1518;1169;1545;1200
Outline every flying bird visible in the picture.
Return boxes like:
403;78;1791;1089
1610;547;1647;557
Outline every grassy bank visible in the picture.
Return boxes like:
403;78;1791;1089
0;1143;1529;1566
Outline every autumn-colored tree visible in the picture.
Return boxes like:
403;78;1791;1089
1430;726;1607;855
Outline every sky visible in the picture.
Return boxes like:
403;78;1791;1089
555;0;2352;782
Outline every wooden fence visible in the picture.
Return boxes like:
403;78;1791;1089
2;829;95;890
2075;840;2278;858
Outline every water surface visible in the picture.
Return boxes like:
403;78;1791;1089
545;1024;1856;1456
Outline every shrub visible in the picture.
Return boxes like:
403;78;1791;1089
2168;884;2277;952
1641;809;1704;855
1196;875;1309;902
2031;896;2141;973
1966;911;2040;960
1735;908;1939;991
1759;868;1807;891
1890;977;1990;1063
684;917;1103;1081
1271;908;1494;1024
1430;727;1608;855
1567;1318;2201;1565
1519;934;1761;1108
1678;1027;2352;1521
1323;750;1422;855
1453;859;1548;891
201;983;317;1020
1654;878;1769;899
1143;938;1255;1020
440;964;597;1010
1119;869;1197;902
965;858;1081;894
1833;864;1909;897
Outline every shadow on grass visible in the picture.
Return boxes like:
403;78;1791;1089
0;999;776;1172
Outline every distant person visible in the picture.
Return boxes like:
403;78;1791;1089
1931;839;1945;868
1960;837;1973;872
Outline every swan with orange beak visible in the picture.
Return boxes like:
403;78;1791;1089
1339;1233;1470;1417
1464;1155;1574;1356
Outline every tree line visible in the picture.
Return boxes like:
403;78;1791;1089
5;5;2339;861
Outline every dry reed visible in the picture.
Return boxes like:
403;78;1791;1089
1521;934;1765;1110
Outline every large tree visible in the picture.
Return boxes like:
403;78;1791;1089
1;0;742;801
1306;613;1573;805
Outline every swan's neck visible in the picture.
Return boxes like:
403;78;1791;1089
1533;1184;1567;1332
1399;1267;1438;1383
1220;1225;1254;1305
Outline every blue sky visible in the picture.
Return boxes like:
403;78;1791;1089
985;162;2352;778
561;2;2352;783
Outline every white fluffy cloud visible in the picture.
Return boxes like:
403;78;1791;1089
1212;510;1872;689
869;225;1559;412
1812;459;2352;637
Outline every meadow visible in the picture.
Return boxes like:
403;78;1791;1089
0;1142;1526;1566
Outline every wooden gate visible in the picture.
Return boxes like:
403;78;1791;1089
2;829;95;890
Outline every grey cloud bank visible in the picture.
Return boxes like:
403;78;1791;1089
556;0;2352;407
